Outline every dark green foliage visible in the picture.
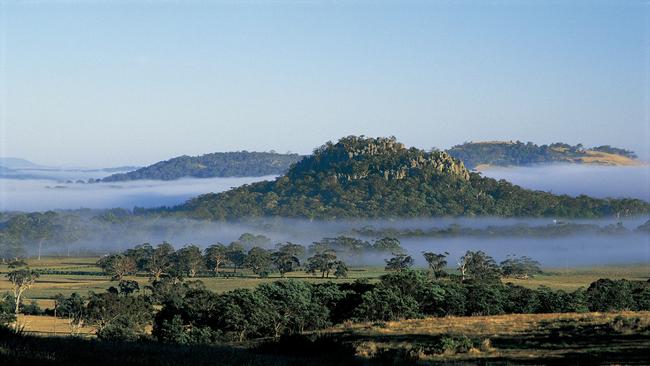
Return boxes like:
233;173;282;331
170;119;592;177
257;281;330;336
372;237;403;253
97;254;137;281
204;243;228;274
503;284;540;314
175;245;205;278
384;253;414;272
0;294;16;327
436;282;468;316
458;250;501;282
271;243;304;277
54;292;86;324
86;286;153;342
586;279;637;312
245;247;272;277
536;286;588;313
101;151;303;182
306;249;340;278
500;255;542;279
464;283;505;316
353;285;420;321
178;136;650;220
422;251;448;279
205;288;274;342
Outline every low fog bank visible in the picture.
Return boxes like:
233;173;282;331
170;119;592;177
35;217;650;268
481;164;650;201
0;176;275;211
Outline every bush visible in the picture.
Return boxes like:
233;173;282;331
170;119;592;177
586;279;636;312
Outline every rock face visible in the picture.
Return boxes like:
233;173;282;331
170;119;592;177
289;136;470;182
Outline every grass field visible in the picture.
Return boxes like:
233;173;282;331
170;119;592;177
1;257;648;307
323;311;650;364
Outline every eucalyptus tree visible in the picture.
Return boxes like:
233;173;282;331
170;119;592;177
422;251;449;279
7;269;39;314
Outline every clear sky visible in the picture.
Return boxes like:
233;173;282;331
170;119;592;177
0;0;648;167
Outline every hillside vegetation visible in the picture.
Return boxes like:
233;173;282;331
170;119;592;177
447;141;640;169
176;136;650;220
101;151;302;181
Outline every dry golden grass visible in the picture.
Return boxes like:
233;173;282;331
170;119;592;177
337;311;650;337
16;314;94;337
329;311;650;363
579;150;643;166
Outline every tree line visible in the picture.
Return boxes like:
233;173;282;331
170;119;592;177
3;266;647;344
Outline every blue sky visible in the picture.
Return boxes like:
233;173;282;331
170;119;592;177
1;0;647;167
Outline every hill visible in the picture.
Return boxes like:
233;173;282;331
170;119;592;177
0;157;40;169
446;141;640;169
101;151;303;182
175;136;650;220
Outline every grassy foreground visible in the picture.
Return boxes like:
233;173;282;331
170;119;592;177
1;311;648;365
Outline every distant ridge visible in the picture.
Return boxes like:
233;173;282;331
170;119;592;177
446;141;640;169
101;151;303;182
0;157;41;169
173;136;650;220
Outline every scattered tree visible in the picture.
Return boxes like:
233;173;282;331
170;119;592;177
422;251;448;279
6;269;39;314
384;253;414;272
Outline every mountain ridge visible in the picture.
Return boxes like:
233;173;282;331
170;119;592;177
172;136;650;220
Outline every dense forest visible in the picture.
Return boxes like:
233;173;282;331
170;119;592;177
100;151;302;182
446;141;638;169
177;136;650;220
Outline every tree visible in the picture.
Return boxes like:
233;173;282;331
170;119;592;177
236;233;271;248
124;243;154;272
586;279;636;312
0;293;17;327
86;286;153;341
204;243;228;274
256;280;329;336
6;269;39;314
271;243;304;278
422;251;448;279
97;254;137;281
244;247;272;277
458;250;500;282
333;260;348;279
175;245;205;278
500;255;542;279
306;250;338;278
373;237;403;253
146;242;175;280
226;242;246;273
54;292;86;335
213;288;274;341
384;253;414;272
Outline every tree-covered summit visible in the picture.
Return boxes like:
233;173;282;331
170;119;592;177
287;136;470;182
176;136;650;220
101;151;303;182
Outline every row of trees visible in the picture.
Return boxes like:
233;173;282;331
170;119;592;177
97;234;390;280
388;250;541;281
19;272;649;343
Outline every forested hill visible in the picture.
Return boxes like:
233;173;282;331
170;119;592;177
175;136;650;220
101;152;303;181
446;141;639;169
